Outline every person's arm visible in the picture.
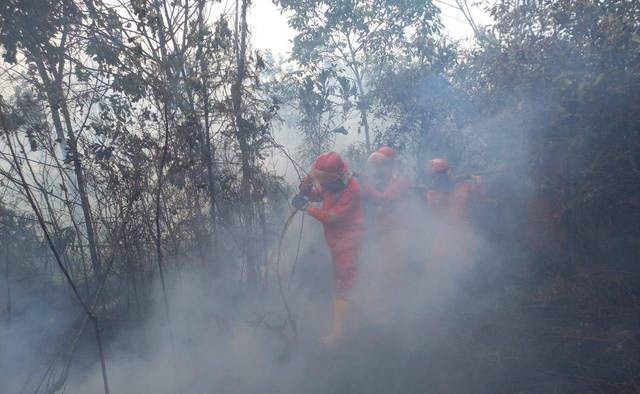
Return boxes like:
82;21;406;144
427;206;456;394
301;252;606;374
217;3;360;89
307;183;357;224
361;182;383;202
362;178;408;203
456;176;484;202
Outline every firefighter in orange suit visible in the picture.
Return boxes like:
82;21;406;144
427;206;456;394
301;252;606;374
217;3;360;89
292;151;364;344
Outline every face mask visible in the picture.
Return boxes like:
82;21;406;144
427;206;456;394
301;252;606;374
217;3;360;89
323;177;346;193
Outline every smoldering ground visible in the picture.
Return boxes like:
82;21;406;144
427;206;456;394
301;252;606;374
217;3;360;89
0;264;82;393
33;187;539;394
0;95;577;394
1;105;540;393
0;100;548;394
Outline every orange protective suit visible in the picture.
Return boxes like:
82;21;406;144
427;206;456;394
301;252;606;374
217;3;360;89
424;175;483;268
362;176;411;229
307;176;364;297
362;176;410;280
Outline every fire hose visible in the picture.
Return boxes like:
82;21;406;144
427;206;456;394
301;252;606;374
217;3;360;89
273;208;300;341
271;176;315;342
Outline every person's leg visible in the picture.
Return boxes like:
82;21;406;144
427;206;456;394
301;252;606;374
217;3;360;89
322;248;357;344
382;229;410;286
321;297;350;344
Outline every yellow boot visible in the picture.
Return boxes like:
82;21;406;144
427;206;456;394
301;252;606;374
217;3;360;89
321;297;349;344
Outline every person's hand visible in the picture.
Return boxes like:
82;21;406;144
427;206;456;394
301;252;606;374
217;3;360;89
291;193;310;211
299;175;313;193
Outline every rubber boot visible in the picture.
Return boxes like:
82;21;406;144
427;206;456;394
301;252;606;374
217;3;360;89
321;297;349;345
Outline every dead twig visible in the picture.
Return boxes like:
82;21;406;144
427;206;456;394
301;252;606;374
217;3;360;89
0;96;110;394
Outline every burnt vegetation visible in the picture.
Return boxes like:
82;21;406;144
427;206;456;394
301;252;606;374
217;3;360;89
0;0;639;393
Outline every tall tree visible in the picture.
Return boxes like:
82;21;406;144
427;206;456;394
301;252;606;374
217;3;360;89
373;39;460;176
277;0;441;153
0;0;103;278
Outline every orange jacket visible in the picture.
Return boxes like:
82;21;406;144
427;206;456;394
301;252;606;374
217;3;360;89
307;176;364;252
424;176;482;224
361;176;410;231
423;176;482;267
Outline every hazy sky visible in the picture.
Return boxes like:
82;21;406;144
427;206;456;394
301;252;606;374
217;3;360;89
249;0;494;56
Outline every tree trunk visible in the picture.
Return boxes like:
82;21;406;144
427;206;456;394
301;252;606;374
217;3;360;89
355;75;372;154
34;57;102;279
346;36;371;153
60;96;102;278
416;112;431;181
4;251;10;326
233;0;258;288
197;0;220;268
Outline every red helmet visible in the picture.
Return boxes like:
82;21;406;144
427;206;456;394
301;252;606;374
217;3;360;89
312;151;347;183
367;146;397;166
367;151;389;166
376;146;397;160
428;158;450;174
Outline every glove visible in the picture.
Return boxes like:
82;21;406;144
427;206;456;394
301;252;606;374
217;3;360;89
298;175;314;194
291;193;310;211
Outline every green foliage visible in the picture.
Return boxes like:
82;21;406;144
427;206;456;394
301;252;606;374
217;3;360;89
471;0;640;201
0;0;79;63
279;0;441;65
277;0;442;152
452;3;640;387
372;39;460;166
0;204;45;274
276;66;346;162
